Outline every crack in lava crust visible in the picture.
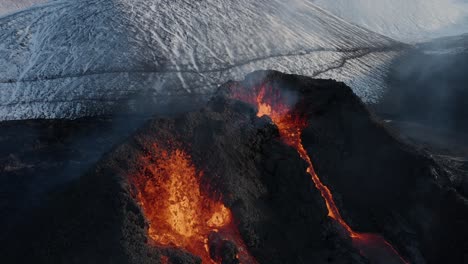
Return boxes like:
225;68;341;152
131;144;256;264
231;84;409;264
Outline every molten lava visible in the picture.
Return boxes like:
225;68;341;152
131;144;256;264
231;84;409;264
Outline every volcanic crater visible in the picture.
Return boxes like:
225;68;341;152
4;71;467;264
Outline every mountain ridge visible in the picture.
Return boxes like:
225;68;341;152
0;0;406;120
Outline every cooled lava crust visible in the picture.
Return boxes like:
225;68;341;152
3;71;467;264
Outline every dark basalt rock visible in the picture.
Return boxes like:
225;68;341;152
1;71;467;264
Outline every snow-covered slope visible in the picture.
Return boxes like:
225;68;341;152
313;0;468;42
0;0;47;16
0;0;406;120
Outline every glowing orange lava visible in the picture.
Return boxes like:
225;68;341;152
231;84;409;264
131;144;256;264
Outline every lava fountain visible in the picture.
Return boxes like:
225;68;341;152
131;143;256;264
231;84;409;264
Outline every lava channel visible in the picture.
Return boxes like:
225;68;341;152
231;84;409;264
131;143;257;264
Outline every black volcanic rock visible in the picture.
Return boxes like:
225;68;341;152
2;71;467;264
226;71;468;264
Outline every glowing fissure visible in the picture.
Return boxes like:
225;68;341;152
247;86;356;234
131;144;256;264
232;85;408;263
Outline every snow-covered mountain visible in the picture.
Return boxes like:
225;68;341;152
0;0;406;120
313;0;468;42
0;0;46;16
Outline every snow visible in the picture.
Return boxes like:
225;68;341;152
0;0;47;16
0;0;406;120
313;0;468;42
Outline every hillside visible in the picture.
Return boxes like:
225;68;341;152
313;0;468;42
0;0;46;16
0;0;405;120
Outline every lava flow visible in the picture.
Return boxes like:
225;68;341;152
131;143;256;264
231;85;409;264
